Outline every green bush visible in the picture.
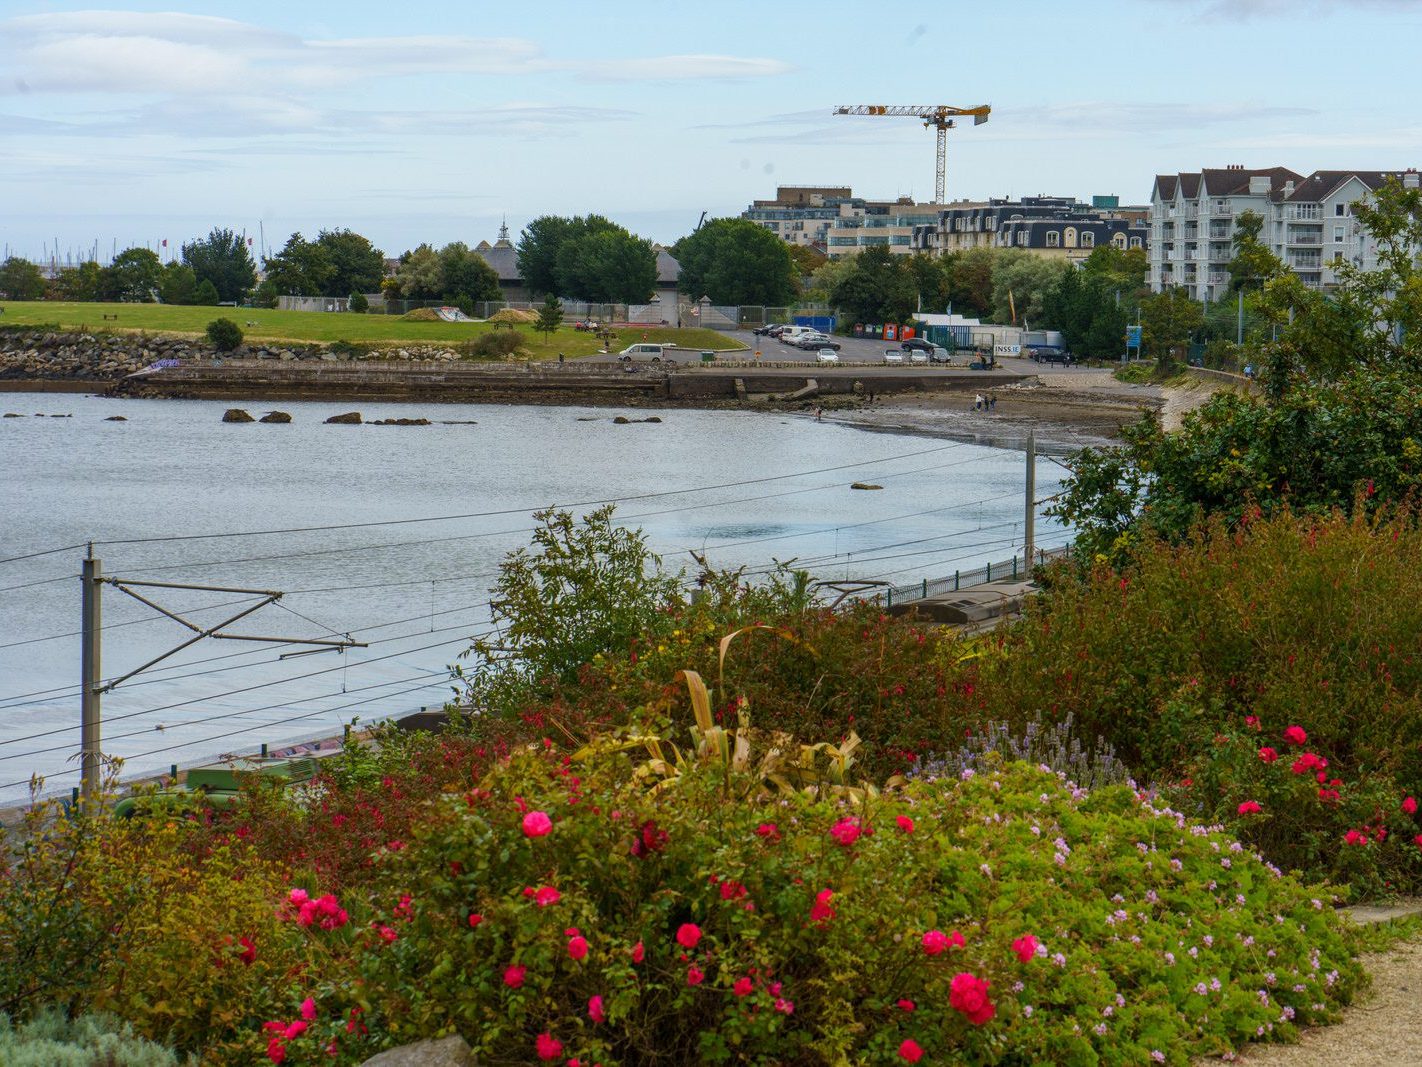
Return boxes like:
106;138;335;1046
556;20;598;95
348;292;369;314
253;279;280;309
978;508;1422;892
194;278;221;306
205;317;243;351
360;750;1362;1065
460;326;523;360
0;1008;189;1066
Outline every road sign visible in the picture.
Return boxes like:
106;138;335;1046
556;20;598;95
1125;325;1142;350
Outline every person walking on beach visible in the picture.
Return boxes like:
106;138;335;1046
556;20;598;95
974;393;983;411
815;406;823;422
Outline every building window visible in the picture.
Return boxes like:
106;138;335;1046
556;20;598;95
1335;203;1347;217
1081;232;1095;248
1018;231;1029;246
1046;231;1060;247
1113;233;1128;248
1130;236;1143;248
1334;226;1345;243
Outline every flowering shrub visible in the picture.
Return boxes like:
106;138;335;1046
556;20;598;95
356;750;1362;1065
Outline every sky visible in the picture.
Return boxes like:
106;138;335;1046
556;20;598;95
2;0;1421;264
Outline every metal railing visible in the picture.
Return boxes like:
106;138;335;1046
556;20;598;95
879;545;1070;609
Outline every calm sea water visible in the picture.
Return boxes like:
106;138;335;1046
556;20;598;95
0;394;1065;802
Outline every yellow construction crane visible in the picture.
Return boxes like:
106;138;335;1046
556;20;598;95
832;104;991;204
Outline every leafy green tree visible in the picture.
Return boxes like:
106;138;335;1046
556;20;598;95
194;279;221;305
516;215;578;297
786;243;827;285
944;248;995;318
535;293;563;341
672;218;797;306
53;262;105;301
828;246;916;324
0;257;45;300
461;505;682;704
262;233;333;296
252;279;280;309
396;244;442;300
437;242;502;305
1140;286;1205;364
314;228;385;298
180;227;256;303
556;227;657;303
349;292;369;313
158;262;198;305
1226;210;1285;295
104;248;162;302
804;256;857;306
989;251;1069;326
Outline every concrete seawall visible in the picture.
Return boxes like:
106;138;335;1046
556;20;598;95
114;359;1036;405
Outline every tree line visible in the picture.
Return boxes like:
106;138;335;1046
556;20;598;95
0;227;385;309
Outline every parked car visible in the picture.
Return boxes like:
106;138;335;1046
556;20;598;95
927;345;952;364
882;349;904;365
754;323;785;337
907;350;929;365
1032;349;1075;365
798;333;840;350
816;348;840;365
617;343;676;363
901;337;936;354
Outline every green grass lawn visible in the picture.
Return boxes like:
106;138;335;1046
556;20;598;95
0;300;745;359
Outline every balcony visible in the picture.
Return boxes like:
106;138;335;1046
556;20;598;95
1209;272;1230;284
1209;227;1230;240
1288;231;1322;246
1287;206;1322;220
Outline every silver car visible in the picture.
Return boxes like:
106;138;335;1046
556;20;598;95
816;348;840;365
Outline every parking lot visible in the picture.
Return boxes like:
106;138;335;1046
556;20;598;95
732;331;1086;376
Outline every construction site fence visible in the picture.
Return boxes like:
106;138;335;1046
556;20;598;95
878;545;1072;609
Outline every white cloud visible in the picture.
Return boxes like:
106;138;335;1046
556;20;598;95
575;54;793;81
1147;0;1420;20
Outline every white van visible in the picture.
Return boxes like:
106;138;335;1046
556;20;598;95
616;343;677;363
778;326;813;345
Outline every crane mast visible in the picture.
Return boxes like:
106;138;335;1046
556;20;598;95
832;104;991;204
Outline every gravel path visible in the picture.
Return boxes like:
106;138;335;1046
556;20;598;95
1196;938;1422;1066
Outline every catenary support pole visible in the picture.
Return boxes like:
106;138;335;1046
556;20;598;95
1024;431;1036;567
81;551;102;799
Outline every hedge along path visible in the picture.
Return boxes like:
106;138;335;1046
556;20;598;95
1197;904;1422;1067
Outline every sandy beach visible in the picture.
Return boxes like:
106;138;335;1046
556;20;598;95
823;363;1217;453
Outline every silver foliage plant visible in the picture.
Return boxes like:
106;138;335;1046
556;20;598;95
912;713;1134;792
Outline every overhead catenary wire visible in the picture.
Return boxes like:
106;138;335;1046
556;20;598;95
1;676;457;793
0;595;268;651
83;440;976;551
0;541;90;566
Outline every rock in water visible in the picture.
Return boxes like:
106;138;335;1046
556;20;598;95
359;1035;475;1066
850;482;883;490
222;408;255;423
325;411;362;425
104;415;128;422
612;416;631;424
259;411;292;424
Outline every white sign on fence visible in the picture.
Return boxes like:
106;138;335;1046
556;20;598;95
994;344;1021;356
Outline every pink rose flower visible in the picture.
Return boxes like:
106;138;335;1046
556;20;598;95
533;886;561;907
631;939;645;963
896;815;916;833
922;929;964;956
1237;800;1263;815
503;964;526;989
687;964;705;986
1011;934;1039;963
1405;796;1418;815
588;994;606;1023
568;935;588;961
1283;725;1308;746
733;976;753;997
949;971;995;1025
467;913;483;928
810;888;835;925
522;811;553;837
676;923;702;949
535;1032;563;1061
899;1038;924;1063
897;998;916;1012
299;998;316;1022
830;816;862;846
1258;747;1279;763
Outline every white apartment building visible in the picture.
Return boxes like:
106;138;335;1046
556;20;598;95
1149;165;1421;301
740;186;951;257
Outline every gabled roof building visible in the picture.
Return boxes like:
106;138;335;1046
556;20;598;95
1149;165;1421;301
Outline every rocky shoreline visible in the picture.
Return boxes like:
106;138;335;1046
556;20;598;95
0;329;465;383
